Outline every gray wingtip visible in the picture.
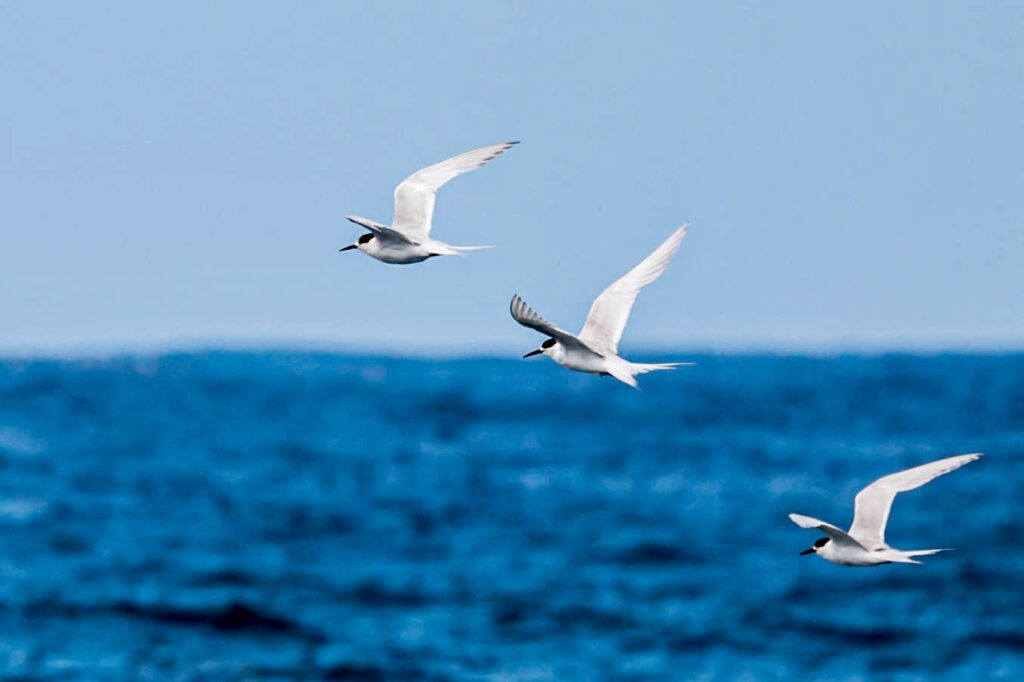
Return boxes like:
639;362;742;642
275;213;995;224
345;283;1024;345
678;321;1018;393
487;141;519;160
509;293;534;323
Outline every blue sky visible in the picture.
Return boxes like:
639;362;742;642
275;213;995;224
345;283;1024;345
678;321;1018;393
2;2;1022;355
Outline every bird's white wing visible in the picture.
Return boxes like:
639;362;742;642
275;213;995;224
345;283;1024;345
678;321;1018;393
391;141;518;242
848;453;982;550
509;295;603;358
578;225;687;355
346;215;414;244
788;513;867;550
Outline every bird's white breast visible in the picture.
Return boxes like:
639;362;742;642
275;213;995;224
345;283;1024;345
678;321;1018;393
551;346;609;375
365;242;433;265
819;542;888;567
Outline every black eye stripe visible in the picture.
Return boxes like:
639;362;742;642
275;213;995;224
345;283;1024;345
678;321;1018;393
813;538;830;548
541;339;556;349
358;234;374;245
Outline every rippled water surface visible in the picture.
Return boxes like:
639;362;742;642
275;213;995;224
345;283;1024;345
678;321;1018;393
0;352;1021;680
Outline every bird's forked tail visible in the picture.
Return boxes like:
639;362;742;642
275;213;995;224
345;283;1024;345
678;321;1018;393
450;245;494;254
887;548;951;564
630;361;694;374
606;361;694;389
422;241;494;256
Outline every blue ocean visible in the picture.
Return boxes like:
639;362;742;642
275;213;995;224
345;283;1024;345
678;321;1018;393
0;352;1021;680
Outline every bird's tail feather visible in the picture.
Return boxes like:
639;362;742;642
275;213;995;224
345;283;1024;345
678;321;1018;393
629;361;695;375
449;245;495;252
606;361;693;389
422;241;494;256
889;548;951;564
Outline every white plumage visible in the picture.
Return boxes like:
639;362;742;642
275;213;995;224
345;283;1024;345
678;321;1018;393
511;225;691;388
789;453;982;566
342;141;518;264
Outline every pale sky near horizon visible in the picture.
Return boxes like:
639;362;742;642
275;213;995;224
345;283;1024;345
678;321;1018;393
2;2;1022;356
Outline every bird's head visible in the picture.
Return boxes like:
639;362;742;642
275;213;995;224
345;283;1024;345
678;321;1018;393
340;233;375;253
800;537;830;556
523;337;557;359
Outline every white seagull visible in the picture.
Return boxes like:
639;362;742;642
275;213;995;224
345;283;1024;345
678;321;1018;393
790;452;982;566
511;225;692;388
341;141;518;264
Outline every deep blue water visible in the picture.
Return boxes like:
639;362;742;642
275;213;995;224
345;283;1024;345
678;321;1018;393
0;352;1021;680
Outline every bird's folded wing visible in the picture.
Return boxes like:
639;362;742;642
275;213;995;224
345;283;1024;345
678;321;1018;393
848;453;982;549
391;141;518;242
788;513;866;550
578;225;687;355
509;295;603;358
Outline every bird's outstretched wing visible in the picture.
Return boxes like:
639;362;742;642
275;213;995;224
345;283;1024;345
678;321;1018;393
509;295;603;358
391;141;518;242
848;453;982;550
578;225;687;355
346;215;414;244
788;513;867;550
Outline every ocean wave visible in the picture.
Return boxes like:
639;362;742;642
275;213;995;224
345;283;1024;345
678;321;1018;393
0;352;1020;680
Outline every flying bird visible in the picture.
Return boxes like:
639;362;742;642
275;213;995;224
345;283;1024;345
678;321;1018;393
790;452;982;566
341;141;518;264
510;225;691;388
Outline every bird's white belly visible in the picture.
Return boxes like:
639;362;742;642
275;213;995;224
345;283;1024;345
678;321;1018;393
824;545;890;567
556;351;608;376
371;243;433;265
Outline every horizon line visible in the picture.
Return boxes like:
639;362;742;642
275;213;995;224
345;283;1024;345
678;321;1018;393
0;336;1021;361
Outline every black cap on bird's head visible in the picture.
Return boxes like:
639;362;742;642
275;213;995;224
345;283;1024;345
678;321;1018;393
340;233;374;252
523;338;556;358
800;537;830;556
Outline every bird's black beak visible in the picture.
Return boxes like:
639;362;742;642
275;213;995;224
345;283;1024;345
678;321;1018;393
799;548;816;556
523;349;543;358
339;244;358;252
